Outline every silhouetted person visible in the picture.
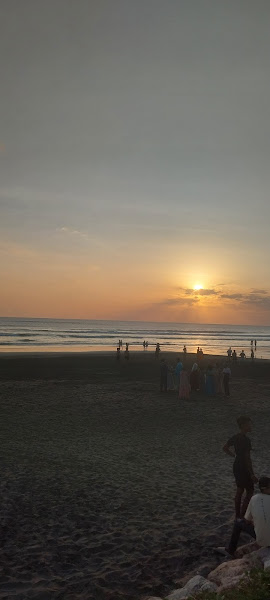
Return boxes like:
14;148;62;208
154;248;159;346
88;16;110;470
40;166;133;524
216;476;270;557
240;350;246;360
223;416;258;519
183;345;187;355
223;364;231;396
143;340;146;349
255;339;257;349
155;343;160;359
251;348;254;361
160;359;168;392
125;342;129;352
190;363;200;391
227;347;232;360
232;349;237;363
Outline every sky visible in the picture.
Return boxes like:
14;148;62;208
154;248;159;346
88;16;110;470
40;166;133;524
1;0;270;325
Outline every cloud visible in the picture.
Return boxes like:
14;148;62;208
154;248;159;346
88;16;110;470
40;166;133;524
184;288;219;296
153;296;199;308
56;226;88;239
173;285;270;315
250;289;268;295
221;293;244;300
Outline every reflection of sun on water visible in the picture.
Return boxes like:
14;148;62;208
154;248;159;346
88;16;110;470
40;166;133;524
193;284;203;291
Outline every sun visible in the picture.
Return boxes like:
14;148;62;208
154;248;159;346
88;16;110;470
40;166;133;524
193;283;204;291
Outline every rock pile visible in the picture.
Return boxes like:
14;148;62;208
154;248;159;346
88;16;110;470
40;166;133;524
147;544;270;600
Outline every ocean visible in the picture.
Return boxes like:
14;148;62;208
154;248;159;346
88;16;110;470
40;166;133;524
0;317;269;358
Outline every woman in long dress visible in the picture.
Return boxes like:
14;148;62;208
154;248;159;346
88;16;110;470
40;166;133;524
179;367;191;400
205;365;216;396
190;363;200;391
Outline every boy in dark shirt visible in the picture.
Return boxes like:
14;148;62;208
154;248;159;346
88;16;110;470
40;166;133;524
223;416;258;519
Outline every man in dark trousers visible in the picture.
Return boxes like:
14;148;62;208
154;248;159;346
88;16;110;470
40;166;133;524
223;416;258;518
160;359;168;392
216;476;270;557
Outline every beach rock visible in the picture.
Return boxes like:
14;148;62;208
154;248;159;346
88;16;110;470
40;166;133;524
235;541;259;558
257;547;270;570
166;575;217;600
196;563;214;578
208;550;263;591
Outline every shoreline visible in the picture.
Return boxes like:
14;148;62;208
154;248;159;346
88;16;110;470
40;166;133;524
0;348;269;360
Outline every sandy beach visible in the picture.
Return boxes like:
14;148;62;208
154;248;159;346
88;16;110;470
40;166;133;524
0;352;270;600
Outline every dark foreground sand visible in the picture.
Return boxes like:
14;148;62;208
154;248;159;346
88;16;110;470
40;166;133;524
0;352;269;600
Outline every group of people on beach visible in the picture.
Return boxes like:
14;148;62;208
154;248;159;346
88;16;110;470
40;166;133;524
227;343;257;362
160;359;231;398
217;416;270;557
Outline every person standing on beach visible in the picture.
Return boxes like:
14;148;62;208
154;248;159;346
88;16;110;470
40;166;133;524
190;363;200;391
160;359;168;392
205;365;215;396
223;363;231;396
223;416;258;518
232;349;237;363
179;367;191;400
216;476;270;557
175;358;183;388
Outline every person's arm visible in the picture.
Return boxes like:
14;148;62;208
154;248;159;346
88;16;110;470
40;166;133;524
223;438;235;458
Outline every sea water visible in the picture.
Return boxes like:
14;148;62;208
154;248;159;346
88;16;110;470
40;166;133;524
0;317;269;358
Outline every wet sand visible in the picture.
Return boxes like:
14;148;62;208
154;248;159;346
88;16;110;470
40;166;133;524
0;352;269;600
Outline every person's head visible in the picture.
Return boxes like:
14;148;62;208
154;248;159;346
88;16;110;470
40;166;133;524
237;416;252;433
259;477;270;494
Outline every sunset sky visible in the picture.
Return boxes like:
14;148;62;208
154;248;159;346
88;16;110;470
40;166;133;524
1;0;270;325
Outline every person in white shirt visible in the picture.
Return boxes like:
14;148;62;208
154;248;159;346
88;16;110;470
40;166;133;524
217;476;270;556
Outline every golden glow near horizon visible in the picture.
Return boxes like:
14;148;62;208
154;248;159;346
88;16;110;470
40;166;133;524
193;284;204;291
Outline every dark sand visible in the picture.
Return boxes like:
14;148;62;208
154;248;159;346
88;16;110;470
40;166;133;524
0;352;269;600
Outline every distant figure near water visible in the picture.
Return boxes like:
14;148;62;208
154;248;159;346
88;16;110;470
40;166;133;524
116;347;120;360
183;345;187;355
155;343;160;359
240;350;246;360
232;349;237;363
227;347;232;360
251;348;254;361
